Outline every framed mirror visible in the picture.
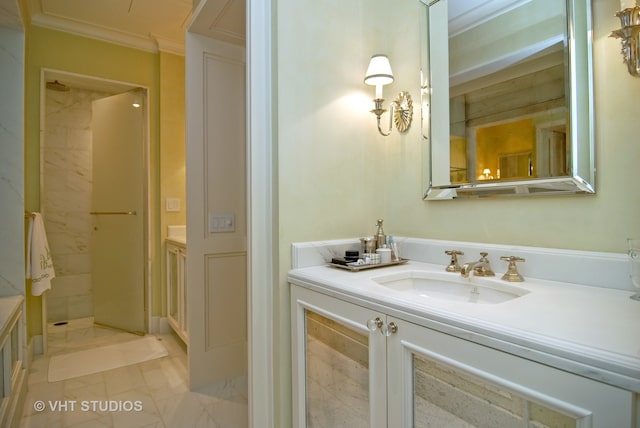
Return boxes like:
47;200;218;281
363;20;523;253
421;0;595;200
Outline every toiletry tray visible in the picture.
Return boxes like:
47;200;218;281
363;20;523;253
328;258;409;272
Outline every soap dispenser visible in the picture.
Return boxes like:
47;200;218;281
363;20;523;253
375;219;386;249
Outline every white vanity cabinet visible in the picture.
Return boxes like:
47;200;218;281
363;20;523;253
0;296;26;427
291;285;635;428
166;241;188;344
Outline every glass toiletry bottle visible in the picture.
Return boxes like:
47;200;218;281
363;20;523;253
375;219;386;249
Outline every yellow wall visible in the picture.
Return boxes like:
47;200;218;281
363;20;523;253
274;0;640;424
476;118;535;179
24;25;186;337
159;51;186;315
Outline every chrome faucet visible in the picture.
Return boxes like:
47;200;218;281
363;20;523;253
460;252;495;278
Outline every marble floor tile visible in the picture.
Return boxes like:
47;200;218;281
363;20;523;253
20;318;248;427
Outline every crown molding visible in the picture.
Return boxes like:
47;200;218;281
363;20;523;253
28;3;185;54
152;34;185;56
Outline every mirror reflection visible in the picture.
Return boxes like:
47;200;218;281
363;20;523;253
422;0;595;199
449;0;567;185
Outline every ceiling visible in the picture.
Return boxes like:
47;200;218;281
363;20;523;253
25;0;246;55
448;0;531;36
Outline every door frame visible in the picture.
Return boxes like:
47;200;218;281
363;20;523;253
39;68;151;352
246;0;275;425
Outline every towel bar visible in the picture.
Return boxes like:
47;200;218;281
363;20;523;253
89;211;137;215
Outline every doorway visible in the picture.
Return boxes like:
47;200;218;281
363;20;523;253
40;70;150;354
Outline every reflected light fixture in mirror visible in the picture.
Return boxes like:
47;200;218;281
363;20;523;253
364;54;413;136
610;0;640;77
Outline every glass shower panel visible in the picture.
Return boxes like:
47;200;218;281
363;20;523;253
412;354;578;428
305;310;369;428
91;90;145;334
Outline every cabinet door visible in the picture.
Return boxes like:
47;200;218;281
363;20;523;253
386;316;633;428
179;250;187;339
167;246;180;329
291;286;387;428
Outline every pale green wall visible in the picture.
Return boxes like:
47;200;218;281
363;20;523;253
23;25;186;338
276;0;418;424
388;0;640;252
275;0;640;425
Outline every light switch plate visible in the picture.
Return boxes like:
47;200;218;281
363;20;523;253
208;213;235;233
166;198;180;212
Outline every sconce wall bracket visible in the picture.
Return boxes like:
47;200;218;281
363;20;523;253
610;6;640;77
369;91;413;136
393;91;413;133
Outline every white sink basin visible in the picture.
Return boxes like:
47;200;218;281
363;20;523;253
372;271;529;304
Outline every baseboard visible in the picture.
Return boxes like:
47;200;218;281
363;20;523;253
150;316;170;335
28;334;43;359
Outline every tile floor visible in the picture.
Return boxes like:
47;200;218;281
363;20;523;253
19;318;248;427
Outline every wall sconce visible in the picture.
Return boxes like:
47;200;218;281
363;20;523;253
364;54;413;136
610;1;640;77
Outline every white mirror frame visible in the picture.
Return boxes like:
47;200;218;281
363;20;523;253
422;0;595;200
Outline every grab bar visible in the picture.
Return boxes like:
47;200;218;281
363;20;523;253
89;211;137;215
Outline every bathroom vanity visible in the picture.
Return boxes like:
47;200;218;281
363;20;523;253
288;238;639;427
166;226;188;344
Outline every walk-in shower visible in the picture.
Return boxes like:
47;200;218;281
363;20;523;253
39;70;149;354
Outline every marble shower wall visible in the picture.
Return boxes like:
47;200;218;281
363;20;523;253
0;26;25;298
42;86;110;322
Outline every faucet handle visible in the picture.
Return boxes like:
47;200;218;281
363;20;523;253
445;250;464;272
500;256;525;282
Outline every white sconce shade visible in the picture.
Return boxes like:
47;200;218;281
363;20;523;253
364;54;394;86
364;54;412;137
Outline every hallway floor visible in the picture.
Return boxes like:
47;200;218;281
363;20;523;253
19;318;248;427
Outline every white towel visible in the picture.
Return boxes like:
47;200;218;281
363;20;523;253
26;213;55;296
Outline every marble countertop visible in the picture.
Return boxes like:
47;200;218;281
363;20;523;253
288;260;640;392
166;236;186;246
166;225;186;246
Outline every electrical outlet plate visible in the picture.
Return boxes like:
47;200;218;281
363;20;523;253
208;213;235;233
